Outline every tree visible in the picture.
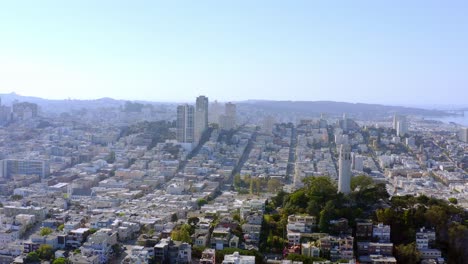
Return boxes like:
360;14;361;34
40;227;53;236
171;213;178;222
52;257;70;264
448;197;458;204
57;224;64;231
395;242;421;264
351;175;373;191
319;201;336;232
188;217;200;226
37;244;54;260
197;198;208;207
171;225;191;243
267;178;282;193
11;194;23;200
24;252;40;263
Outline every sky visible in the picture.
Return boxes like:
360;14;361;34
0;1;467;105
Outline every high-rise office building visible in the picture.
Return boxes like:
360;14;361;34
0;159;50;179
338;145;352;194
393;114;408;137
176;104;195;143
219;102;237;130
458;128;468;143
194;96;209;143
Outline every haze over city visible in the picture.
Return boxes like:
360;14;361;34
1;1;468;105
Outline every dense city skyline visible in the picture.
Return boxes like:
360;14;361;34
1;1;468;105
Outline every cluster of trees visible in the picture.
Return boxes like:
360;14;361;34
233;174;283;194
24;244;57;263
375;195;468;263
260;175;468;263
261;175;388;252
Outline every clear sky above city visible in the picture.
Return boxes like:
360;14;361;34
0;1;467;105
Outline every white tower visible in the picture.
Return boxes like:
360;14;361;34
338;144;352;194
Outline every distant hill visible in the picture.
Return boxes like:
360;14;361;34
0;93;172;112
238;100;447;117
0;93;448;116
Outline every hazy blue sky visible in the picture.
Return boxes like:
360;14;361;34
1;1;467;104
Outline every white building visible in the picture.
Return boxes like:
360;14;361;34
222;251;255;264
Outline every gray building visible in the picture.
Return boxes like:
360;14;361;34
195;96;209;143
1;159;50;179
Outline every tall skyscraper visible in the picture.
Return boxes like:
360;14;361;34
194;96;209;143
209;100;222;124
393;114;408;137
177;104;195;143
219;102;237;130
338;144;352;194
458;128;468;142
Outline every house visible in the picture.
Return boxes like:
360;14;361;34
287;215;317;233
302;242;320;258
69;253;100;264
80;228;118;264
66;228;90;249
210;227;239;250
200;248;216;264
222;251;255;264
154;238;192;264
372;223;391;243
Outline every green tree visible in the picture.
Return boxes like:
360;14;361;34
267;178;282;193
40;227;53;236
351;175;373;191
319;201;336;232
37;244;54;260
395;242;421;264
171;213;178;222
52;257;70;264
57;224;64;231
11;194;23;200
233;174;242;189
24;252;40;263
197;198;208;207
448;197;458;204
171;224;192;243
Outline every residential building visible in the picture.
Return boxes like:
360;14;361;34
1;159;50;179
372;223;391;242
177;104;195;143
80;228;118;264
195;96;209;143
287;215;317;233
222;251;255;264
200;248;216;264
